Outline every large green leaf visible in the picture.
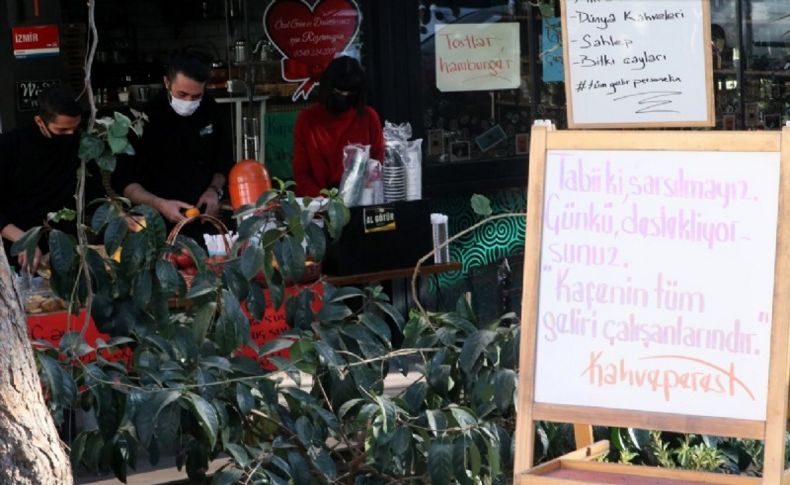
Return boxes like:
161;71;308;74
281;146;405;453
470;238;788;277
628;428;651;452
38;354;70;407
390;426;411;455
212;468;244;485
425;409;447;435
470;194;492;217
79;134;105;161
310;448;337;481
360;313;392;346
376;395;397;433
325;286;365;303
235;383;254;416
287;213;305;243
237;215;266;241
48;230;75;274
70;432;88;466
240;244;264;279
107;135;130;155
285;287;314;330
287;451;312;485
304;222;326;261
279;235;306;282
222;264;249;301
481;427;501;478
90;202;113;232
374;300;405;331
453;436;475;485
315;302;351;322
493;369;516;413
192;301;217;343
223;443;250;468
132;271;153;308
403;382;427;414
313;340;342;368
155;259;180;295
186;280;217;300
246;281;266;320
103;217;128;255
10;227;42;267
131;205;167;247
184;393;219;449
109;111;131;137
428;440;454;485
96;153;117;172
135;390;181;447
326;199;349;240
459;330;497;374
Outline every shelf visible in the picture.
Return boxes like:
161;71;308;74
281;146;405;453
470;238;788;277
743;70;790;78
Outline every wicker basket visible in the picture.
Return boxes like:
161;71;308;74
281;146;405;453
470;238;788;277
166;214;231;287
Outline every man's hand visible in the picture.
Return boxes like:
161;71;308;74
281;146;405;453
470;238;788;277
154;199;193;223
18;247;43;273
197;189;220;217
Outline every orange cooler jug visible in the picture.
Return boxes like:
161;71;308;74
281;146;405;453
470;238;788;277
228;159;272;210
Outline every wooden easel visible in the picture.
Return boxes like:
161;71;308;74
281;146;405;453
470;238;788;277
513;124;790;484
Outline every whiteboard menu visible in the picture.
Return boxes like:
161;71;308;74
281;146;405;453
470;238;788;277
560;0;713;128
533;149;780;420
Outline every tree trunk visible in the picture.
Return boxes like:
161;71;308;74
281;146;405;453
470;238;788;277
0;249;72;484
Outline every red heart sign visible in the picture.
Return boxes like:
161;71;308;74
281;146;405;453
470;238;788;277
264;0;360;100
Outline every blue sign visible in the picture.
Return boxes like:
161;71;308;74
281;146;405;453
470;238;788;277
542;17;564;83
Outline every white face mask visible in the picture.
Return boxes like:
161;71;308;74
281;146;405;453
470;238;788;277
170;95;201;117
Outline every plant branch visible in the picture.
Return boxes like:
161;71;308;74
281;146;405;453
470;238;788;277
68;0;99;336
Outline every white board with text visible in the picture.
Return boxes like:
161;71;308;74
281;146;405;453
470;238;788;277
561;0;713;127
435;23;521;92
534;149;780;421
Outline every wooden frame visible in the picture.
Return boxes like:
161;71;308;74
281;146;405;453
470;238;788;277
560;0;715;129
514;125;790;484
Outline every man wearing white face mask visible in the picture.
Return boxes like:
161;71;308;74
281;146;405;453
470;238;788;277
116;52;233;229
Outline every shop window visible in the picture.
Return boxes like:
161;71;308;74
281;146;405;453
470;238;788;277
418;1;532;165
740;0;790;129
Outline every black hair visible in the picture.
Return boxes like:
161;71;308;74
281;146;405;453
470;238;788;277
37;85;81;122
318;56;368;116
165;52;210;83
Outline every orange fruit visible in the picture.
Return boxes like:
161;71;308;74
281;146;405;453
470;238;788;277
185;207;200;218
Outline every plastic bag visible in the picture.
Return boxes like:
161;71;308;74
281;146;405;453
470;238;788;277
338;144;370;207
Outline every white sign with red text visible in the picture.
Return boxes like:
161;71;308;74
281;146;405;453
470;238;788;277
435;23;520;92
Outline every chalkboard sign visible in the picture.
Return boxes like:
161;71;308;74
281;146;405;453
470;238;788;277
560;0;714;128
16;79;58;111
513;126;790;483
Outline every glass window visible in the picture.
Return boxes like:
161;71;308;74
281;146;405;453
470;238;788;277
418;1;532;165
741;0;790;129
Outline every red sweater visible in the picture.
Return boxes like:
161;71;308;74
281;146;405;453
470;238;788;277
293;104;385;196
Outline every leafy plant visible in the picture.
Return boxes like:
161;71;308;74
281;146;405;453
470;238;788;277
22;172;524;484
78;111;146;172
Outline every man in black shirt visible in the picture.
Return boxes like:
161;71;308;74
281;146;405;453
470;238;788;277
0;85;82;271
117;53;233;227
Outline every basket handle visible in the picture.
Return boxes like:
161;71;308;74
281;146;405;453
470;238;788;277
166;214;232;256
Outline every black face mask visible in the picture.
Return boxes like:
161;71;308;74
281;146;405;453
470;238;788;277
48;133;81;152
327;93;358;114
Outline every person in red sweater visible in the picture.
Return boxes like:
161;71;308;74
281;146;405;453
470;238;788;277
293;56;385;197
